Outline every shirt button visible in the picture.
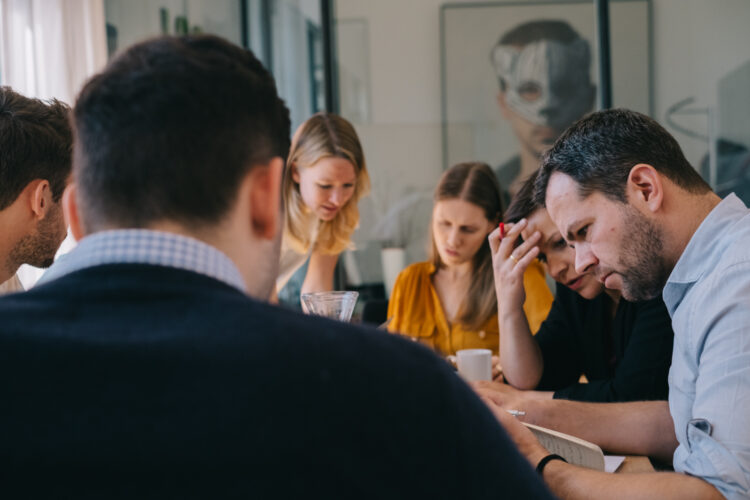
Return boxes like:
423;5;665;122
479;330;486;339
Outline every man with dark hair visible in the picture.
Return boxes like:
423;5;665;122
0;87;72;294
0;35;555;498
480;108;748;498
490;19;595;201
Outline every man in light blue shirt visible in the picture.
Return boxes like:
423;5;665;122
477;109;748;499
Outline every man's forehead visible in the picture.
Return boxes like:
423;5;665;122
544;173;589;234
545;172;583;208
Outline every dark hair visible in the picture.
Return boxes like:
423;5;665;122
534;108;711;206
499;20;581;46
0;87;72;210
429;162;502;330
73;35;291;230
492;20;585;92
504;169;541;224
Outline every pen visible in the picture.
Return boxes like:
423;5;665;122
506;409;525;417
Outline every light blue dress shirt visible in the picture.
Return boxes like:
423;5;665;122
38;229;246;293
664;193;750;499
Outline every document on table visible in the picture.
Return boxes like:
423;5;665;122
604;455;626;473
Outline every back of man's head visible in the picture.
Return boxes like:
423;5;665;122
0;87;71;211
73;35;291;232
534;108;711;205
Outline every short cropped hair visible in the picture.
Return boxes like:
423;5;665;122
534;108;711;206
0;87;72;210
73;35;291;230
499;19;581;46
491;20;588;92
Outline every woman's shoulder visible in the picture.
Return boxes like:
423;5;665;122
392;261;434;291
401;261;434;276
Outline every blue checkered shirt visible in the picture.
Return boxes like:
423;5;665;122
39;229;246;293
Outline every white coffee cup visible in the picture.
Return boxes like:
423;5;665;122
456;348;492;382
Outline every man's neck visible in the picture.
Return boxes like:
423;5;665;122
663;190;722;270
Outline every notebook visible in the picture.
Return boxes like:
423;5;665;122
523;422;605;471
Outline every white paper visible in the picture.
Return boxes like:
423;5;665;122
604;455;626;473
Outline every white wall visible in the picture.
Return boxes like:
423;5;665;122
104;0;242;56
336;0;750;282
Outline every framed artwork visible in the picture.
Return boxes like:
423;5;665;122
440;0;652;200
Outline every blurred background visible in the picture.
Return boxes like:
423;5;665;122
1;0;748;312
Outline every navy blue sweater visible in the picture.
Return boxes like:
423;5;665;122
0;264;554;499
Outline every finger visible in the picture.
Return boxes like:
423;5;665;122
512;245;540;276
512;231;541;261
476;388;506;407
488;227;502;255
498;219;527;259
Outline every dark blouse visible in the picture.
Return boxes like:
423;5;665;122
535;282;674;402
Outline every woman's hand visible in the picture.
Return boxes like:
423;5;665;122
488;220;541;317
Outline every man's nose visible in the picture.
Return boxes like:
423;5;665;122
574;243;597;275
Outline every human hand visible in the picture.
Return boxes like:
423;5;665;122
488;221;541;316
478;393;550;467
472;380;528;413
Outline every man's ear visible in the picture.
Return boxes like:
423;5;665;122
249;157;284;240
62;184;85;241
29;180;51;219
627;164;664;213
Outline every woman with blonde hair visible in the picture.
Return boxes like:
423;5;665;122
277;112;370;297
387;161;552;356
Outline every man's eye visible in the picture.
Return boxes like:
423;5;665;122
577;225;589;238
317;184;332;189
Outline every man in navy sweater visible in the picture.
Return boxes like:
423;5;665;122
0;35;554;498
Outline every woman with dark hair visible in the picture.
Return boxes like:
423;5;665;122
484;170;674;402
387;162;553;356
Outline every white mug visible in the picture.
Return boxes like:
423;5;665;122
456;348;492;382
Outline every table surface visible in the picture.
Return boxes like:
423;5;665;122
617;456;655;473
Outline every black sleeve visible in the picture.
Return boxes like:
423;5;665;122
439;360;558;499
339;326;557;499
535;283;586;391
552;296;674;402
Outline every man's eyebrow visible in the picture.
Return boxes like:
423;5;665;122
565;219;586;241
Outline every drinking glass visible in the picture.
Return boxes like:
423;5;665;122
300;291;359;322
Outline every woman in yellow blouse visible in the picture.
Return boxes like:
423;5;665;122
387;161;552;356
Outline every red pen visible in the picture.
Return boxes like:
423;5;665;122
499;222;505;239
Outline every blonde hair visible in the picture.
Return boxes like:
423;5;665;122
282;112;370;255
428;162;503;330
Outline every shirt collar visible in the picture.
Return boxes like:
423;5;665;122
663;193;748;314
39;229;247;293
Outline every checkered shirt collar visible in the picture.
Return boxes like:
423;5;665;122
39;229;246;293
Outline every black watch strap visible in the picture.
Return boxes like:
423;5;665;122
535;454;568;475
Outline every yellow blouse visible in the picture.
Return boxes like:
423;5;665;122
387;260;553;356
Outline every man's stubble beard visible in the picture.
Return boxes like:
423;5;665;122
617;206;671;302
7;205;67;271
